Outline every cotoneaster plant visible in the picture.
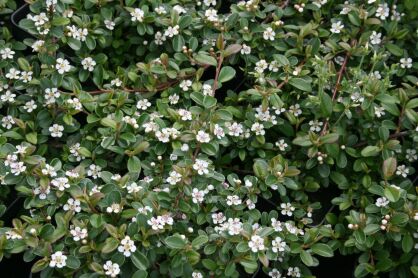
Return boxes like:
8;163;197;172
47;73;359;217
0;0;417;278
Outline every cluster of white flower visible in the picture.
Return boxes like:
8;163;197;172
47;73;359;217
28;12;49;34
70;226;88;241
147;214;174;230
248;235;265;252
66;25;88;41
49;251;67;268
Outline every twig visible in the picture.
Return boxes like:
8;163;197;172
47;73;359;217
87;65;209;95
352;131;409;148
320;52;351;135
212;55;224;95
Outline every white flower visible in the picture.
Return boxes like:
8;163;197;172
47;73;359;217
330;21;344;34
167;170;182;185
241;44;251;55
227;122;244;137
104;20;115;30
81;57;96;72
400;58;413;69
49;124;64;137
51;177;70;191
55;58;71;74
280;202;295;216
226;195;242;206
396;165;409;177
287;267;301;277
309;120;323;132
63;198;81;212
272;236;287;253
370;31;382;45
136;99;152;110
127;182;142;193
178;109;192;121
5;68;20;79
374;106;385;118
1;90;16;103
248;235;265;252
44;87;60;105
275;139;288;151
269;268;282;278
224;218;242;235
154;6;167;15
67;98;83;111
169;94;179;104
289;104;302;116
193;159;209;175
179;79;192;91
213;124;225;139
118;236;136;257
164;25;180;37
147;216;164;230
49;251;67;268
173;5;186;14
405;149;417;162
205;8;218;22
131;8;145;22
375;197;390;207
1;48;15;59
20;71;33;83
34;185;50;199
5;230;23;240
263;27;276;41
42;164;57;177
32;40;45;52
192;271;203;278
271;219;283;232
196;130;211;143
87;164;102;179
111;78;122;87
154;31;166;45
70;226;88;241
192;188;206;204
103;261;120;277
212;212;226;224
376;3;389;20
202;84;213;96
251;122;265;135
106;203;121;213
1;115;15;129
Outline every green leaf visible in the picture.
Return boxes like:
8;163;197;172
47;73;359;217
311;243;333;257
218;66;236;83
52;17;70;26
195;53;217;66
402;234;413;253
289;78;312;92
223;44;242;57
361;146;380;157
320;93;333;117
102;237;119;253
17;57;31;71
132;270;148;278
128;156;141;173
384;186;400;202
172;35;185;52
320;133;339;144
165;235;187;249
363;224;380;235
382;157;397;179
253;159;269;178
66;256;81;269
300;250;314;266
292;135;312;146
25;132;37;144
67;38;81;51
385;43;404;56
191;235;208;249
132;251;149;270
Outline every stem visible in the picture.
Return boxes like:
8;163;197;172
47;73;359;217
212;55;224;95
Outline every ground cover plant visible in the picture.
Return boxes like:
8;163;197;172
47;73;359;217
0;0;417;277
